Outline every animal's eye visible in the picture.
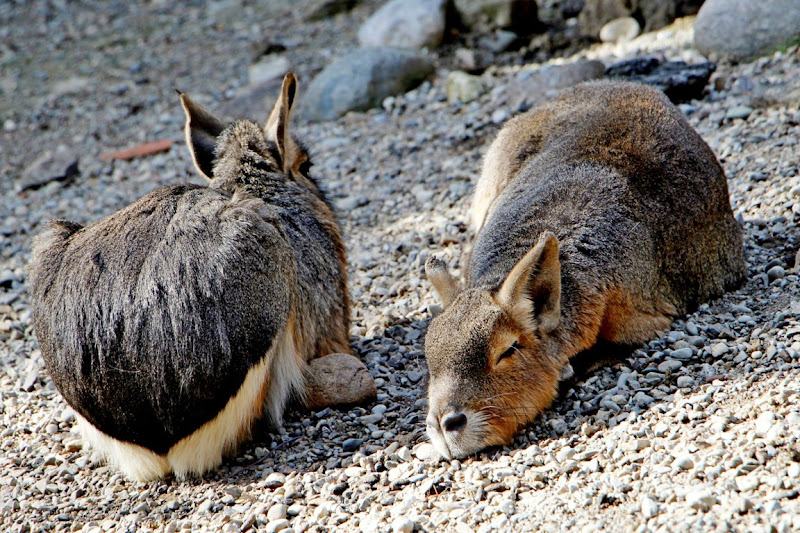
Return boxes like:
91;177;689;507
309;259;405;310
496;341;522;364
298;160;312;177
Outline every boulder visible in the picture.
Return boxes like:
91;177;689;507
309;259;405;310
302;48;434;121
357;0;447;50
694;0;800;62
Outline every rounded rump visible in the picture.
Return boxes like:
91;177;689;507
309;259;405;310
28;184;295;454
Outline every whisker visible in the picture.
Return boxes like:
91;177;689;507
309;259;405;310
479;392;517;404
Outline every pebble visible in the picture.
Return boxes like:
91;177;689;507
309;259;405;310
735;475;761;492
726;105;753;120
633;391;655;406
445;71;485;104
754;411;776;438
343;438;364;452
711;343;730;357
392;517;416;533
641;496;660;519
264;472;287;489
413;442;436;461
265;519;290;533
360;413;384;425
686;489;716;511
658;359;683;373
767;265;785;281
268;503;288;521
670;348;694;360
674;456;695;471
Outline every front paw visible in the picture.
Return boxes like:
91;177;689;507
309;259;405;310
305;353;377;409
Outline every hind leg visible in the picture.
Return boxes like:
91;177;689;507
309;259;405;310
304;353;377;409
598;289;676;346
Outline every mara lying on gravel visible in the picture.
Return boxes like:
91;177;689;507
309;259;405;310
424;80;746;460
27;73;375;481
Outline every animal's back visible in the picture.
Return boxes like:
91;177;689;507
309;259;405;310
472;81;744;330
227;176;349;358
29;184;294;454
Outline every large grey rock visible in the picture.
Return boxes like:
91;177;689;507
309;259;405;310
357;0;447;50
454;0;539;33
302;48;434;121
694;0;800;62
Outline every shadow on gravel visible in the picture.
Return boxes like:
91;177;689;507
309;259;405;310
182;316;433;487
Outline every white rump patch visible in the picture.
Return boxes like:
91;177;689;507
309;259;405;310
75;324;304;481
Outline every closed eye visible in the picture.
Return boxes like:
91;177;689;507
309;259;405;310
298;160;312;177
496;341;523;364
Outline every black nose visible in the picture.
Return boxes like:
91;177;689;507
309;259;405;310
442;412;467;433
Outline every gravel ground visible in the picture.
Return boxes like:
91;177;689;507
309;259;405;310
2;2;800;532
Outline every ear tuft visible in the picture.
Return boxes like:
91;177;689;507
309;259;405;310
180;93;226;179
495;231;562;333
425;256;459;309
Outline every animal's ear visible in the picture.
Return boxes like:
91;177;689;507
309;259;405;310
425;256;459;309
495;231;561;333
265;73;309;176
179;92;226;179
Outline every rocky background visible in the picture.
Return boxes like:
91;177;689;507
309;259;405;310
2;0;800;531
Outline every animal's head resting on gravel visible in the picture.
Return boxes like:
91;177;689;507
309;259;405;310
179;72;322;199
424;232;565;460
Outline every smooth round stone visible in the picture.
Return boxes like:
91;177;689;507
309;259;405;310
767;265;785;281
599;17;641;43
267;503;287;521
658;359;683;373
674;455;694;470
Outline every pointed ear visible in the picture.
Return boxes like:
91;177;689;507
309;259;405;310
179;92;226;179
425;256;459;309
264;72;308;176
495;231;561;333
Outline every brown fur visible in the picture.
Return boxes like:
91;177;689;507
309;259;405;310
424;81;745;460
28;74;371;481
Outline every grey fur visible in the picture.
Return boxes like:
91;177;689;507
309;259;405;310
27;74;350;472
